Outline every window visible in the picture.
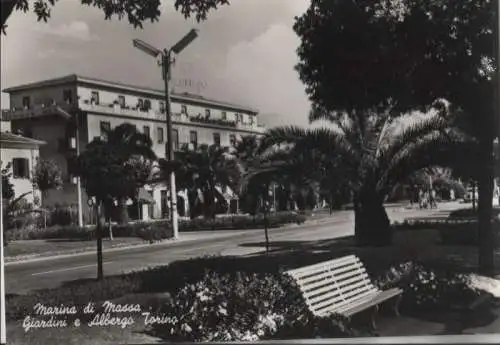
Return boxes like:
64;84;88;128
205;109;211;118
63;89;73;104
235;113;240;122
221;111;227;120
118;95;126;108
249;116;255;125
144;99;152;111
22;96;31;109
137;99;144;109
173;129;179;151
100;121;111;140
159;101;166;114
213;132;221;146
189;130;198;150
91;91;100;104
229;134;236;147
157;127;164;144
12;158;30;179
181;105;188;115
143;125;150;138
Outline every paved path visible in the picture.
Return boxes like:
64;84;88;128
6;203;465;294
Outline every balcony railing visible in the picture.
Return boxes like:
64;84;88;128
79;100;263;132
2;103;74;121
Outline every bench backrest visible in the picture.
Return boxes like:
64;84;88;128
285;255;379;317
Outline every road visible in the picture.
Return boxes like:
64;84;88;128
5;203;464;294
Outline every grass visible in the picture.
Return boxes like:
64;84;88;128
4;238;147;260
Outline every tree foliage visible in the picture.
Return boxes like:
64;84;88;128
156;143;238;219
77;123;156;204
1;0;230;34
1;162;14;200
32;158;63;197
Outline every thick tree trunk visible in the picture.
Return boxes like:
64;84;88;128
96;202;104;281
477;138;495;276
354;192;392;247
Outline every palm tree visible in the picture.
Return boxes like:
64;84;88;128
157;144;239;221
102;123;156;223
259;106;469;246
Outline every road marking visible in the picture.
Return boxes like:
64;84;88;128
31;261;114;276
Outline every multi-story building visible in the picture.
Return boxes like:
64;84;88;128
2;74;265;223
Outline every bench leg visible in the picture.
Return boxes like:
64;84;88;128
370;305;379;331
393;294;403;317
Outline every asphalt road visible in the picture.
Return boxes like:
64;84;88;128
6;203;464;294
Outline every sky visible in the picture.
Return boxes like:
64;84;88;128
0;0;313;128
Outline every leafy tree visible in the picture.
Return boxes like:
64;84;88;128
294;0;498;273
260;110;467;246
76;123;155;280
31;158;63;200
103;123;157;223
1;0;230;34
2;162;14;200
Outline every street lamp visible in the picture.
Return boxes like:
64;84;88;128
133;29;199;240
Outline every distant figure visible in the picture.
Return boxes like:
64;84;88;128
430;189;437;208
450;189;455;201
418;189;424;209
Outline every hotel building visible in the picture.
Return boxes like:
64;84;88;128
1;74;265;223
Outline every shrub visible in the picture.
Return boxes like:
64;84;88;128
47;204;79;226
5;225;95;241
374;262;486;313
148;271;354;342
448;208;500;219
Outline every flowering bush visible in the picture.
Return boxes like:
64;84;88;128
375;262;483;313
149;271;354;341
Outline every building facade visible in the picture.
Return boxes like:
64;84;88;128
2;74;265;223
0;130;45;205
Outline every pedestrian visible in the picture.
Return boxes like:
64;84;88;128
431;189;437;208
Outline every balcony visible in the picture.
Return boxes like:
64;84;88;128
2;103;74;121
79;100;263;133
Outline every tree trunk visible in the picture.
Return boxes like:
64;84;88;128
477;138;495;276
354;192;392;246
117;198;129;224
263;192;270;254
472;181;477;211
96;202;104;281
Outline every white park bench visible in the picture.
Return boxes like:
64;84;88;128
285;255;403;331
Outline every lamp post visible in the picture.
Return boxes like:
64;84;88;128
133;29;199;240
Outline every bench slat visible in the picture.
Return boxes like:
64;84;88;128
303;272;369;299
294;262;363;285
311;283;378;313
288;255;359;278
317;290;380;317
335;288;403;317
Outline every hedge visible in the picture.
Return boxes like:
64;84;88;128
5;211;306;242
392;219;500;246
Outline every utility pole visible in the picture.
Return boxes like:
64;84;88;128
161;49;179;238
